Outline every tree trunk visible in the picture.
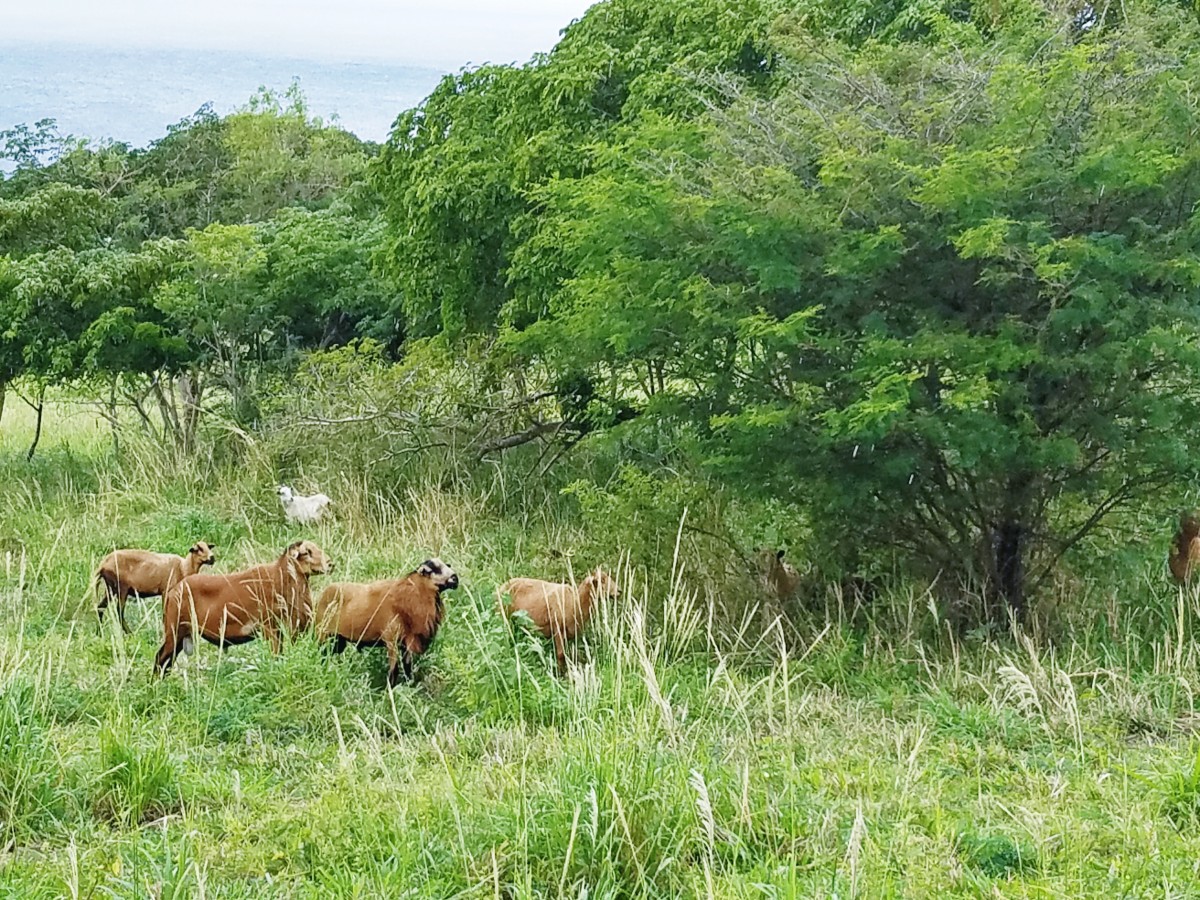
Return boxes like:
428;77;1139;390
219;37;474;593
993;519;1025;622
180;370;203;454
151;376;182;451
25;388;44;462
108;377;120;456
991;473;1034;623
0;378;6;430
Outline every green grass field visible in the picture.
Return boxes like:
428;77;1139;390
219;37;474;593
3;400;1200;897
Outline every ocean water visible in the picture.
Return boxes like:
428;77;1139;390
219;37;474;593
0;41;448;152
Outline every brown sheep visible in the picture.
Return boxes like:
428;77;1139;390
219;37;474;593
153;540;331;676
755;548;801;631
1170;512;1200;583
315;558;459;686
496;568;618;675
757;548;802;601
94;541;217;633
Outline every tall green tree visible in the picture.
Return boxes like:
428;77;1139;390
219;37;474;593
506;2;1200;617
0;182;114;255
153;223;269;427
372;0;784;338
221;84;371;224
119;105;233;241
0;248;89;455
260;207;397;352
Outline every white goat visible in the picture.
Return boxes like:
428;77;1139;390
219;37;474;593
276;484;332;524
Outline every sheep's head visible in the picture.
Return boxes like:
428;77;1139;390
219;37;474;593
417;558;459;592
189;541;217;568
755;548;784;577
287;540;331;576
276;485;294;504
756;548;801;596
1181;511;1200;538
584;568;619;600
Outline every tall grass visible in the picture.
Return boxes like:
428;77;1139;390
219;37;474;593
1;399;1200;895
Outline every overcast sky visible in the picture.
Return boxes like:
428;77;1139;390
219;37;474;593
3;0;599;68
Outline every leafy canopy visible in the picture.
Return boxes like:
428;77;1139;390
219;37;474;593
486;1;1200;611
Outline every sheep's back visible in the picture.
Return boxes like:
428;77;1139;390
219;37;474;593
98;550;183;592
315;581;369;634
499;578;581;635
175;563;292;607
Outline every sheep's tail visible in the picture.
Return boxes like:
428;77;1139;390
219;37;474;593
91;567;108;600
88;566;113;620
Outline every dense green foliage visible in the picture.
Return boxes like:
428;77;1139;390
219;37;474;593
5;0;1200;613
0;85;389;447
372;0;1200;615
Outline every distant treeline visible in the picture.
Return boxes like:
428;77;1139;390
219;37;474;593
5;0;1200;622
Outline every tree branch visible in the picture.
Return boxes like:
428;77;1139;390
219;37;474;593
474;419;588;459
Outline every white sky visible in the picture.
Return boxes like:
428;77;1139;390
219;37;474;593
4;0;599;68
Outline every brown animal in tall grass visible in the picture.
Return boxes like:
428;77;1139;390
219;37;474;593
496;568;618;675
153;540;330;676
1170;512;1200;583
94;541;216;633
755;548;801;631
758;548;802;602
315;558;459;686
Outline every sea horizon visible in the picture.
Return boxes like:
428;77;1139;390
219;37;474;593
0;39;451;153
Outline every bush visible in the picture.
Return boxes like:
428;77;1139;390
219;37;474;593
94;722;178;825
0;680;69;842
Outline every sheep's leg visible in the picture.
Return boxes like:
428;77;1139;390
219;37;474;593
399;632;426;683
154;633;179;676
386;641;401;687
759;595;783;639
117;589;133;634
263;623;282;655
96;584;110;626
553;631;567;677
319;634;346;656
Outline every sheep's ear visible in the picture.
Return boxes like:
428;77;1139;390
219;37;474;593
417;561;435;578
287;541;305;559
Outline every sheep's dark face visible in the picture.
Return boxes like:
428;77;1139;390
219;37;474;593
190;541;217;567
418;558;459;592
755;548;794;580
288;540;331;576
1182;512;1200;537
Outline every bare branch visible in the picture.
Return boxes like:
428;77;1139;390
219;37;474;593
475;419;588;459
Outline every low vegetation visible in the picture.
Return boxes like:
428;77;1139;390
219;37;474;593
0;392;1199;897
